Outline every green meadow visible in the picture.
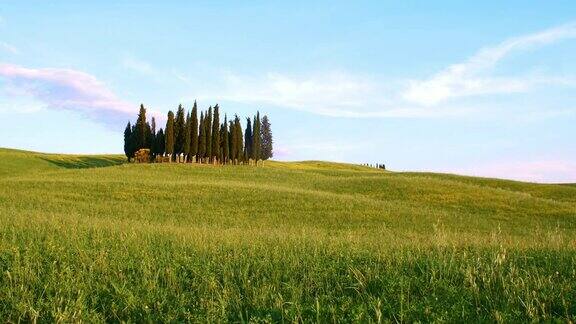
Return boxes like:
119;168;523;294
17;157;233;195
0;147;575;322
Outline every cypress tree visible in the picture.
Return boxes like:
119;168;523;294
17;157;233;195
198;111;206;162
222;115;229;164
124;122;133;162
165;110;175;162
135;104;148;150
219;123;225;163
234;115;243;162
174;104;186;161
244;117;253;161
205;106;212;161
150;117;157;160
184;111;191;162
130;124;137;158
190;101;199;161
146;122;152;147
252;111;261;161
145;122;152;148
229;120;236;164
151;117;157;139
260;115;273;160
211;104;220;163
145;122;152;161
156;128;165;157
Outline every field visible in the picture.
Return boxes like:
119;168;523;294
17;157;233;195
0;147;575;322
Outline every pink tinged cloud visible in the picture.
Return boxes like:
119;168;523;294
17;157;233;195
454;159;576;183
0;63;145;128
271;146;291;159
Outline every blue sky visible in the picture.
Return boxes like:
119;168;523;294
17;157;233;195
1;1;575;182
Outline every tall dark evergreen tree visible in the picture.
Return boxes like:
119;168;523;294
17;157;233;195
219;123;225;163
260;115;273;160
234;115;243;162
244;117;253;160
165;110;175;161
222;115;229;164
146;122;152;146
184;112;191;161
211;104;220;163
150;117;157;159
205;106;213;161
190;101;199;161
156;128;165;157
229;120;236;164
135;104;148;149
198;111;206;161
131;124;137;154
124;122;133;162
174;104;186;161
252;112;261;161
150;117;157;139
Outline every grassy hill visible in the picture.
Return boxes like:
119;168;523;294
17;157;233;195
0;148;574;322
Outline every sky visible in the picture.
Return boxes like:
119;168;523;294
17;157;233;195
0;1;575;183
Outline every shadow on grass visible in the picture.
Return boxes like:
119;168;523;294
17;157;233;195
40;156;125;169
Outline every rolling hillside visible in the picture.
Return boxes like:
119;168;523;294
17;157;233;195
0;148;574;322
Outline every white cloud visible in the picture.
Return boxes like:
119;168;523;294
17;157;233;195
194;71;475;118
0;97;44;114
198;71;394;117
193;72;563;119
188;22;576;118
122;55;155;75
0;41;19;54
515;107;576;123
173;71;191;83
403;23;576;106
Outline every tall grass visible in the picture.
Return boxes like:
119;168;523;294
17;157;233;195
0;149;574;321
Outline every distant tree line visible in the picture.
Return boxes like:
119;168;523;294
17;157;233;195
124;102;273;164
362;163;386;170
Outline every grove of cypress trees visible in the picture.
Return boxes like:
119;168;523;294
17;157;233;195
124;102;272;166
252;111;261;162
165;110;175;162
205;106;212;161
190;101;199;162
260;115;273;160
124;122;133;162
184;112;191;162
244;117;252;161
211;104;220;163
198;111;206;162
174;104;186;161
